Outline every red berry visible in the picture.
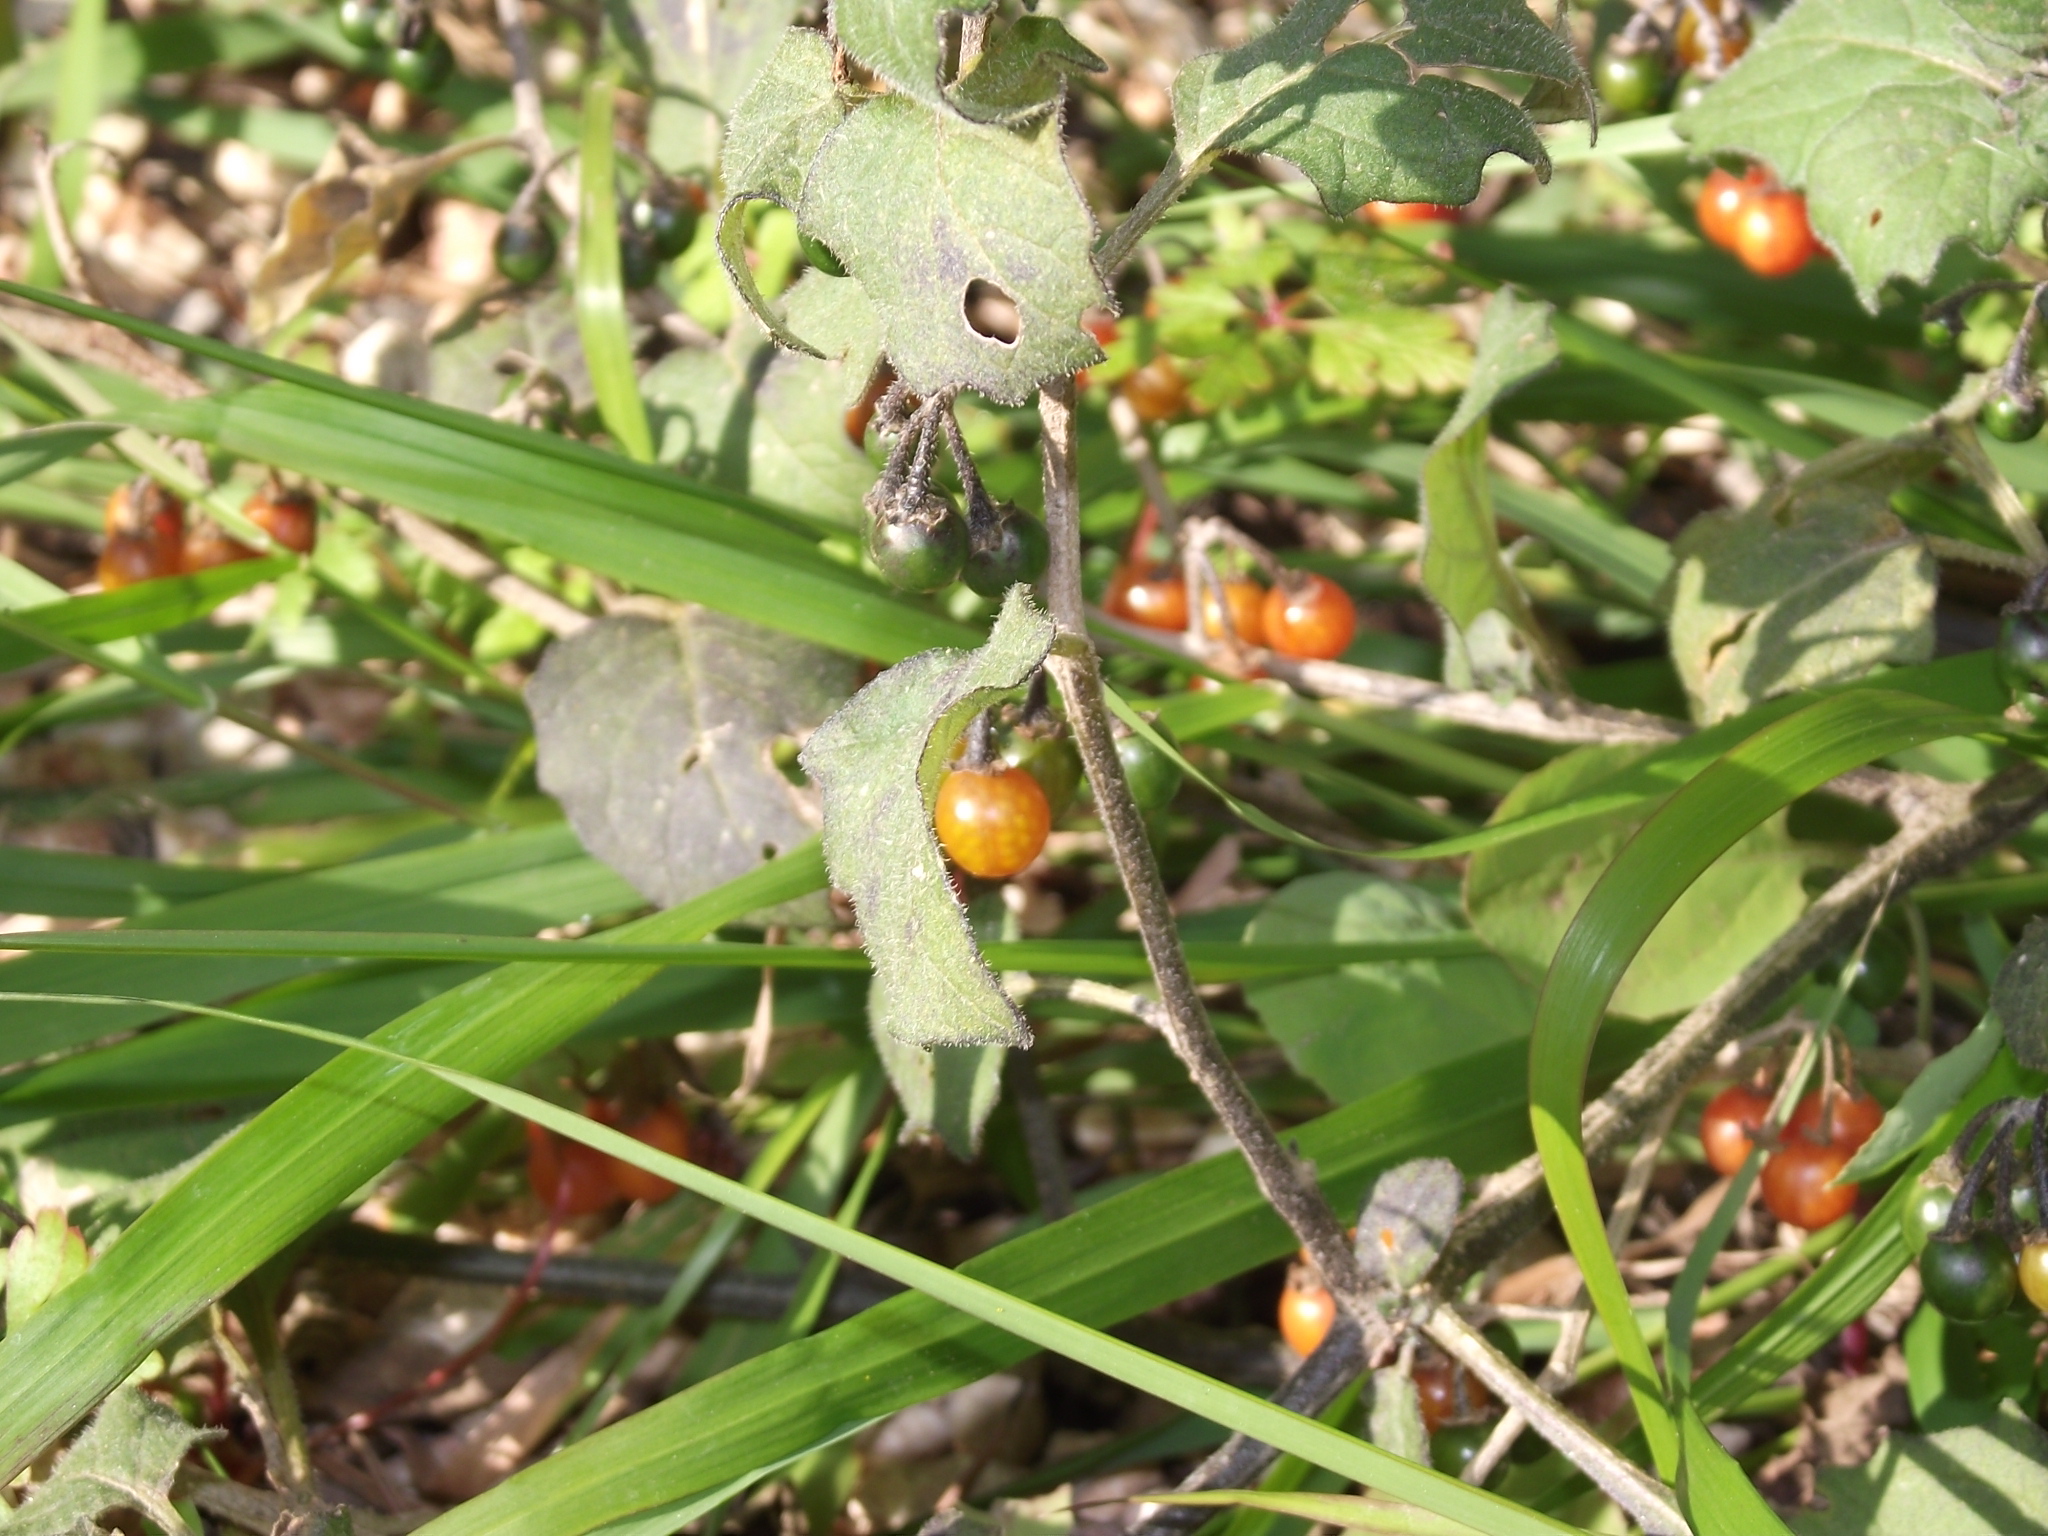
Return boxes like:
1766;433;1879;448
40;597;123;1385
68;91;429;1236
1119;355;1187;423
607;1102;691;1204
1733;189;1821;277
1699;1082;1774;1177
97;530;182;589
525;1115;618;1216
1695;166;1765;251
244;487;319;554
1760;1136;1858;1230
1413;1354;1491;1432
1113;569;1190;632
934;766;1051;880
1278;1280;1336;1356
1200;579;1267;647
1363;201;1458;226
1786;1085;1883;1154
1262;574;1357;660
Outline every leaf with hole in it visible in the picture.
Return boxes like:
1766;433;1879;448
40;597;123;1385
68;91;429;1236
1794;1401;2048;1534
1244;874;1532;1105
0;1386;215;1536
1678;0;2048;309
1989;916;2048;1073
801;588;1054;1048
1353;1158;1460;1291
1465;744;1818;1020
1666;489;1937;724
1;1212;89;1336
950;16;1107;124
798;95;1106;403
528;610;856;918
718;27;850;356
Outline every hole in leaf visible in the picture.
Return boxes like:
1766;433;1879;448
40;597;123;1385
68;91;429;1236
964;280;1021;345
761;841;779;861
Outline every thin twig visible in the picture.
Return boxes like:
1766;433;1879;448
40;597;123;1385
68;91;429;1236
1107;392;1181;536
29;132;96;302
1941;419;2048;567
735;926;781;1101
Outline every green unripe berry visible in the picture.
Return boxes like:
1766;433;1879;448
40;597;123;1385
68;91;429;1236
2000;609;2048;698
962;504;1050;597
493;214;557;285
337;0;386;48
617;226;661;290
1899;1174;1956;1257
1983;390;2045;443
386;20;452;93
628;184;700;261
866;491;967;593
1117;729;1181;813
1920;1234;2018;1322
1594;47;1668;116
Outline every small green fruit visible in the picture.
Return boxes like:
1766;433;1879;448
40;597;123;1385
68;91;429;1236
962;504;1050;597
1922;317;1957;349
337;0;386;48
1898;1174;1956;1257
1003;732;1082;820
493;214;557;285
1594;47;1667;116
1983;390;2045;444
1920;1234;2018;1322
629;185;700;261
387;21;452;93
1117;729;1181;813
866;493;967;593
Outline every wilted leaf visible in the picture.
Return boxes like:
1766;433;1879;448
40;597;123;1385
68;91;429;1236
1353;1158;1460;1291
799;96;1107;402
1678;0;2048;308
1;1211;88;1335
1990;917;2048;1073
528;610;857;914
1793;1401;2048;1534
801;588;1055;1048
1243;873;1533;1103
1666;488;1937;724
1837;1010;2006;1181
1464;744;1816;1020
249;137;499;335
613;0;808;172
949;17;1107;125
0;1386;215;1536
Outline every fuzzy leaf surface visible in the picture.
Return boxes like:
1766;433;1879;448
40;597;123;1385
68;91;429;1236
871;1000;1006;1156
1793;1402;2048;1534
801;588;1054;1047
1678;0;2048;307
950;16;1107;124
1353;1158;1460;1290
0;1387;214;1536
831;0;991;110
1;1212;88;1335
1989;916;2048;1072
619;0;807;171
528;611;856;915
800;96;1106;401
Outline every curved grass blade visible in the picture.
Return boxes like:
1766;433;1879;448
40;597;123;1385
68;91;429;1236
1528;688;1990;1477
0;841;830;1478
575;73;654;464
21;993;1591;1536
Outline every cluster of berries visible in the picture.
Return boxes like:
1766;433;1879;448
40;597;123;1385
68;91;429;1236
1699;1080;1883;1229
335;0;456;94
1695;166;1824;279
97;481;317;590
1105;562;1359;663
493;175;706;293
1595;1;1750;118
1899;1098;2048;1324
524;1100;713;1215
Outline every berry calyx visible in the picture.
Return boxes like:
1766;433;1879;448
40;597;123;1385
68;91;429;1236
1594;47;1667;116
1116;729;1182;813
1699;1081;1773;1177
800;230;848;278
961;500;1050;597
1919;1233;2018;1322
1732;189;1821;278
1262;573;1358;660
495;212;558;285
934;765;1051;880
1760;1136;1858;1230
866;488;968;593
1786;1084;1884;1154
1277;1279;1336;1356
1119;355;1187;424
1983;389;2045;444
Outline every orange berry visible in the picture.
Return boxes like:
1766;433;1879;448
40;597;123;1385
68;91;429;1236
1699;1082;1773;1177
97;530;181;589
607;1103;692;1204
1278;1281;1337;1356
1675;5;1750;68
934;766;1052;880
1119;355;1187;423
525;1116;618;1216
1695;165;1766;251
1761;1137;1858;1229
1413;1354;1491;1432
181;526;259;572
1200;580;1267;647
244;487;318;554
1262;574;1357;660
1116;569;1190;632
1363;201;1458;226
1733;190;1821;278
1786;1085;1884;1154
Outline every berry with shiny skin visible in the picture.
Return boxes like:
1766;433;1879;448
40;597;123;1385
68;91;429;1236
935;766;1052;879
628;185;699;261
1922;317;1958;349
1263;573;1358;660
962;503;1049;597
1696;166;1766;251
386;19;453;93
1838;928;1910;1011
1120;355;1188;423
1786;1084;1884;1154
606;1103;691;1204
1113;569;1190;632
1200;579;1267;647
245;486;319;554
1761;1136;1858;1230
618;226;661;290
1413;1356;1490;1433
1671;71;1710;114
98;530;181;589
1363;201;1458;226
1278;1280;1336;1356
1983;390;2045;444
104;481;185;545
867;491;967;592
1430;1424;1496;1481
337;0;386;48
1919;1234;2018;1322
1117;729;1182;813
1699;1081;1774;1177
1898;1173;1957;1257
1732;190;1821;278
1003;731;1082;820
1594;47;1667;115
800;230;847;277
2020;1240;2048;1314
495;213;558;285
2010;1176;2040;1231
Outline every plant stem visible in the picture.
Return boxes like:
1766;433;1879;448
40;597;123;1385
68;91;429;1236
1096;150;1209;276
1036;379;1379;1339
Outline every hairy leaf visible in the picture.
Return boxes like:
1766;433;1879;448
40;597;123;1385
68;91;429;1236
950;16;1106;124
831;0;992;111
528;611;856;916
1989;916;2048;1072
799;96;1106;402
1666;493;1937;723
1353;1159;1459;1291
1439;288;1559;442
1794;1402;2048;1534
1678;0;2048;308
871;998;1006;1156
0;1387;214;1536
801;588;1054;1047
616;0;806;172
1245;873;1531;1103
1;1212;89;1335
1396;0;1592;120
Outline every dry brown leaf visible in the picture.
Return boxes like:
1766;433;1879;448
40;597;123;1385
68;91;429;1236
248;135;511;334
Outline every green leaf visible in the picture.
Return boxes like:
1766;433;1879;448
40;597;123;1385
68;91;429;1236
1677;0;2048;308
798;96;1107;403
1397;0;1593;120
0;1387;213;1536
1244;873;1532;1104
1794;1402;2048;1534
1;1212;89;1335
1354;1159;1460;1290
577;73;656;463
1666;476;1938;724
0;845;273;919
431;292;599;416
0;844;829;1479
1836;1010;2005;1182
1438;289;1559;443
614;0;805;172
1988;916;2048;1072
0;422;117;489
1465;744;1817;1020
1677;1397;1793;1536
831;0;992;111
870;999;1005;1157
1527;688;1988;1477
528;610;856;913
1301;308;1468;399
0;556;285;674
800;588;1054;1047
717;27;848;356
949;16;1107;125
1147;1490;1472;1535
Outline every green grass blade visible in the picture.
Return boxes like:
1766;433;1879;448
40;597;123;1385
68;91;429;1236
1527;688;1988;1478
0;845;277;918
0;421;118;487
0;557;289;675
25;995;1590;1536
575;73;653;464
0;841;829;1478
